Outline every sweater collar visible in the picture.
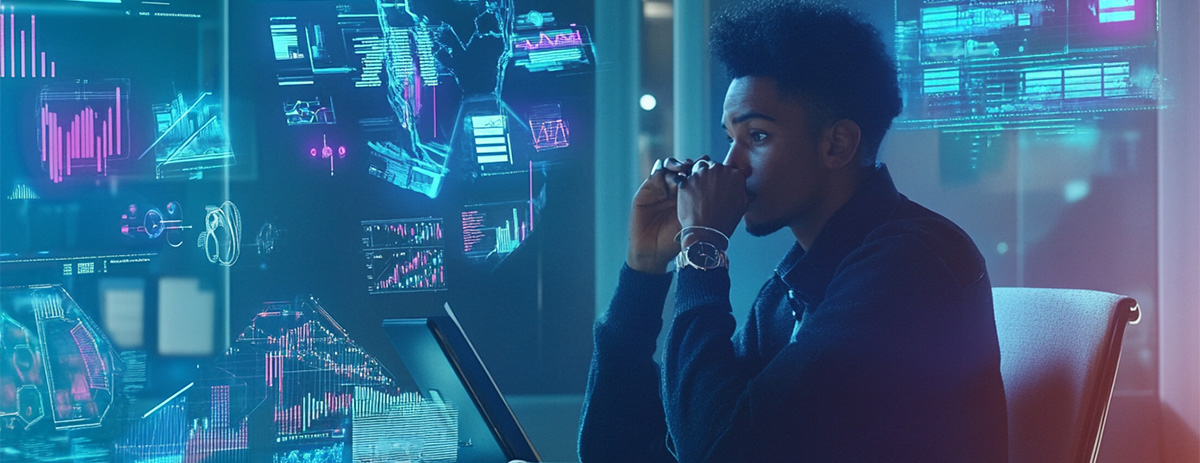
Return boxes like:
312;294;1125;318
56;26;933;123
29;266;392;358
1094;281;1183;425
774;163;904;305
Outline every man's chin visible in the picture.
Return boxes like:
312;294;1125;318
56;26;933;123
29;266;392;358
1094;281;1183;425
745;219;786;238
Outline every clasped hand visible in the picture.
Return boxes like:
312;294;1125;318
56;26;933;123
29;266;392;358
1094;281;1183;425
627;156;747;274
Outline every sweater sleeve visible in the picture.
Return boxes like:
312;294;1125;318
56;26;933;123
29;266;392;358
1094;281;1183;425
662;233;1006;462
578;264;678;463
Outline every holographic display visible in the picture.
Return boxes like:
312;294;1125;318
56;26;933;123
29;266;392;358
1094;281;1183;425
199;200;243;267
119;297;460;463
120;201;190;247
528;102;570;152
512;11;593;73
37;80;130;183
0;287;120;435
308;134;348;176
6;183;38;200
2;0;596;458
0;253;156;284
1;6;59;79
270;12;366;87
461;200;535;264
363;218;447;293
284;97;337;125
2;289;465;463
146;92;236;180
366;139;449;198
471;113;513;167
270;16;305;61
894;0;1160;131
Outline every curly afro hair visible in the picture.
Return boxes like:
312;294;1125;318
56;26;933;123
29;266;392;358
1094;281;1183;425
710;0;902;162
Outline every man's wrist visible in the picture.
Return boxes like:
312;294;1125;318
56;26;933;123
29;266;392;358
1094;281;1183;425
679;228;729;250
626;250;672;274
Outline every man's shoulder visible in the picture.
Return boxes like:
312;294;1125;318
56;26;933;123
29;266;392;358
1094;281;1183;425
858;202;987;289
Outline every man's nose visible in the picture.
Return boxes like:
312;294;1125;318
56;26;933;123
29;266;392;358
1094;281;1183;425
722;146;748;174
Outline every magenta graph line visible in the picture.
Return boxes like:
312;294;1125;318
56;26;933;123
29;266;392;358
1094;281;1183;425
41;86;122;183
377;251;442;290
532;119;569;150
529;161;534;233
517;30;583;51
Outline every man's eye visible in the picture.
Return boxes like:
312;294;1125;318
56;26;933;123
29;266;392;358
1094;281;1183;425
751;132;769;142
726;136;735;145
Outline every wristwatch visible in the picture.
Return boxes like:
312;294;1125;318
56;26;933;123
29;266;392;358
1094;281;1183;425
675;241;729;271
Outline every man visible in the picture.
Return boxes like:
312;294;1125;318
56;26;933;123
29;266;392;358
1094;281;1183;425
578;1;1008;461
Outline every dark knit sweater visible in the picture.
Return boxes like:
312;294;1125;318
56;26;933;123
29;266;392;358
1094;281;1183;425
579;164;1008;462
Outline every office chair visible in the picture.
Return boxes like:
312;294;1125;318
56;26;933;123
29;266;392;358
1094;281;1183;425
992;288;1141;463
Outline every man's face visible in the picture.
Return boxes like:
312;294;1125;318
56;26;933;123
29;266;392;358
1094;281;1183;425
721;76;829;237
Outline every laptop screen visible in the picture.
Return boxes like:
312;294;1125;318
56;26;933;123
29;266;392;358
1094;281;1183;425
382;304;540;463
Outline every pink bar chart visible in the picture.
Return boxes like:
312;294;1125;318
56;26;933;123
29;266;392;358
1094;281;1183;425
39;82;129;183
1;5;57;78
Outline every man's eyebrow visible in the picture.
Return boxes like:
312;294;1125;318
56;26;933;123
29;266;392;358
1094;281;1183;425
720;112;778;129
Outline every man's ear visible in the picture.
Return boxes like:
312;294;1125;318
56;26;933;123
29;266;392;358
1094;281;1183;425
822;119;861;169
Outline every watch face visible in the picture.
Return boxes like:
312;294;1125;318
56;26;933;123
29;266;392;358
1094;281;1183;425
686;241;723;269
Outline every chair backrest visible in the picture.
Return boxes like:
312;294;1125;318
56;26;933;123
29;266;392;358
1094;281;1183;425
992;287;1140;463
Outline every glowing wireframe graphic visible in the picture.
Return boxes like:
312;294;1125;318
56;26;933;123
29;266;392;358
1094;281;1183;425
0;6;58;78
0;286;120;435
362;1;591;193
894;0;1160;131
37;81;130;183
117;350;146;396
1096;0;1136;23
452;95;535;177
270;17;304;60
0;252;155;284
516;29;582;50
7;183;39;200
363;217;444;248
198;200;242;266
305;22;355;75
0;312;47;431
363;218;446;294
274;443;343;463
351;31;385;88
114;387;191;462
528;103;570;151
367;8;451;194
284;97;336;125
366;248;445;293
119;379;252;462
368;0;528;197
461;201;534;263
471;114;511;165
351;386;458;462
271;12;368;87
112;297;459;462
144;91;236;180
120;201;190;247
309;134;347;176
366;140;447;199
255;222;283;258
512;10;593;73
